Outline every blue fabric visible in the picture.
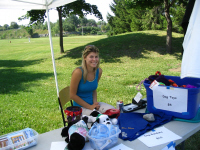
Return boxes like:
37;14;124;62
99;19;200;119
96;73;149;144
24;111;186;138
73;68;99;107
118;112;173;141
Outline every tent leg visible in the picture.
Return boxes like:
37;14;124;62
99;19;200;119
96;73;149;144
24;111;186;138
46;6;59;97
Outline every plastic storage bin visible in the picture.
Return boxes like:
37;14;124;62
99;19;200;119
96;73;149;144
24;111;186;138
144;75;200;119
0;128;38;150
87;123;121;150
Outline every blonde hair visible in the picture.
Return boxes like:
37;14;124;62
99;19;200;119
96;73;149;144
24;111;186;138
81;45;100;83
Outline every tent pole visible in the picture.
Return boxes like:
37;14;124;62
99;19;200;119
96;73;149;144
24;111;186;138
46;6;59;97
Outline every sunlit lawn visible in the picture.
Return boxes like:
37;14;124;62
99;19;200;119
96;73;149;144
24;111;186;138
1;31;199;149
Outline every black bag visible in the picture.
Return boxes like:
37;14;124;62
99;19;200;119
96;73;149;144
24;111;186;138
123;98;146;113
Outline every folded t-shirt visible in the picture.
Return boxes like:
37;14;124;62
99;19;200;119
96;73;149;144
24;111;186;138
118;112;173;141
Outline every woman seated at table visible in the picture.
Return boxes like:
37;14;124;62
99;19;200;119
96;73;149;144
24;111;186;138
70;45;115;116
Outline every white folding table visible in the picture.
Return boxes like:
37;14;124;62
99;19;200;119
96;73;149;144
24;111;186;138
27;108;200;150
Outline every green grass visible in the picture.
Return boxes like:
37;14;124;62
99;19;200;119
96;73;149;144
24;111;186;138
0;30;199;149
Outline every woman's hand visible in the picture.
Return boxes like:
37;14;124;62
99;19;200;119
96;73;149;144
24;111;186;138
92;102;100;110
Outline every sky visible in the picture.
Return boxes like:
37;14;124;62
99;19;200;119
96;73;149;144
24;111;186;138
0;0;114;27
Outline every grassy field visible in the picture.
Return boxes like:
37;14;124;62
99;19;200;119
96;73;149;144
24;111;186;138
0;30;199;149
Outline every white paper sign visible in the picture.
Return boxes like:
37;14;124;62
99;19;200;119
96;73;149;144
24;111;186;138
134;92;143;103
153;86;188;113
138;126;181;147
50;141;66;150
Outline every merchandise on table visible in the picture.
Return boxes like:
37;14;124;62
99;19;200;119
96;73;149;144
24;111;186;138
103;109;120;119
0;128;38;150
87;123;121;150
144;75;200;119
64;106;82;122
118;112;173;141
116;100;123;113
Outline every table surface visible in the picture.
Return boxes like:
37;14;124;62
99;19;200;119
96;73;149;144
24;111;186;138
28;108;200;150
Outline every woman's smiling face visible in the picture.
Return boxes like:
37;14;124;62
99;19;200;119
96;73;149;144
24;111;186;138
84;52;99;69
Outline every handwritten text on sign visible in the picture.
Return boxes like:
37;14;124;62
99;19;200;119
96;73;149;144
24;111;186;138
138;126;182;147
153;86;188;113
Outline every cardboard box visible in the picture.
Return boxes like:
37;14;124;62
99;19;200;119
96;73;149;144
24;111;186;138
143;76;200;119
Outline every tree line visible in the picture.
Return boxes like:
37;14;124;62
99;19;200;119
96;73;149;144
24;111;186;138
32;15;110;36
0;16;110;39
0;22;20;31
1;0;188;53
107;0;187;53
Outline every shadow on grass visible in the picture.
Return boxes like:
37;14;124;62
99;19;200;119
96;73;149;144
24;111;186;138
0;59;43;68
57;32;184;64
0;59;52;94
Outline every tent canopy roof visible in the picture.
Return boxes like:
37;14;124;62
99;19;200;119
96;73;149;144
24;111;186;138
0;0;75;9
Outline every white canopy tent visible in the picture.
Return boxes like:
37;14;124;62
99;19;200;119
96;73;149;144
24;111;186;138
0;0;75;9
0;0;76;97
181;0;200;79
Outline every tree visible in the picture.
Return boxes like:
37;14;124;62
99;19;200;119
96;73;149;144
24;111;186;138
107;0;132;35
56;0;102;53
20;0;102;53
25;26;33;37
87;19;97;27
3;24;9;30
63;22;76;32
141;6;166;31
79;17;88;26
10;22;19;29
171;3;186;33
52;21;60;36
63;15;79;31
43;22;48;30
129;8;144;31
77;26;100;34
125;0;188;53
